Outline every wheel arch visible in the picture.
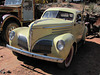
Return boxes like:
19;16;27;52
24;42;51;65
1;15;22;30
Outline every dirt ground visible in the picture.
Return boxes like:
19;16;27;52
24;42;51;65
0;37;100;75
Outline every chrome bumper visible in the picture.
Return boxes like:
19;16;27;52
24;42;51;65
6;44;64;63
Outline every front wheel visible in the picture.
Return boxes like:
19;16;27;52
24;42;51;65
2;22;19;43
57;46;74;69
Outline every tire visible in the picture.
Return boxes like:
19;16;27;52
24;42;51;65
57;46;74;69
2;22;19;43
98;26;100;38
82;40;85;45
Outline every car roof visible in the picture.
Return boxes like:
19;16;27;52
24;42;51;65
45;7;81;13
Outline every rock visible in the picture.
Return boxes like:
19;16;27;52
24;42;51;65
0;56;3;58
7;70;11;73
2;71;5;74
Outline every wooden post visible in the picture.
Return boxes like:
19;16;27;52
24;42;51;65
33;0;35;20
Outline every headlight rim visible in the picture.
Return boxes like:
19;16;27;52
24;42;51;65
9;31;15;40
57;40;65;51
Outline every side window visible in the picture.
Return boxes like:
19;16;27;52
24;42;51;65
24;0;32;10
76;14;81;22
57;11;74;20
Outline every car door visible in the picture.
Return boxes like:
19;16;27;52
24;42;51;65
22;0;34;21
74;14;84;42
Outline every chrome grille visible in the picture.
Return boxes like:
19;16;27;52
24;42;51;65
18;35;28;50
32;40;52;54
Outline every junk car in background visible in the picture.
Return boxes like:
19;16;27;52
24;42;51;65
0;0;35;42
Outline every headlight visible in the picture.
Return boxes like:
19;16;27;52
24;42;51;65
57;40;65;51
9;31;15;40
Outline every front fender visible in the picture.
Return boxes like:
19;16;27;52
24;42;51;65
52;33;76;59
1;14;21;28
9;27;29;48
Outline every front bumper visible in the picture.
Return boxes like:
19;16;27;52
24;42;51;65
6;44;64;63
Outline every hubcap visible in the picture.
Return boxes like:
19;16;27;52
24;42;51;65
6;23;18;42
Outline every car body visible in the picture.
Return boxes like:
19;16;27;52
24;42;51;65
7;7;87;68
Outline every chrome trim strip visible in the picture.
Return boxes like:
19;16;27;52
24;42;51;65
43;25;72;29
6;44;64;63
29;23;34;49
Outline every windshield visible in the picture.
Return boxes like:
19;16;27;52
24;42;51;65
5;0;22;5
42;11;74;20
42;11;59;18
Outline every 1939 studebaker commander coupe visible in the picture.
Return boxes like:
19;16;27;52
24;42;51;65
7;7;87;68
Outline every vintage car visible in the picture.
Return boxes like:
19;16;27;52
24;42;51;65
7;7;87;68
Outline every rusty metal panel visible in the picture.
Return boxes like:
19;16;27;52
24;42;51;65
22;0;34;21
18;7;21;21
0;6;19;12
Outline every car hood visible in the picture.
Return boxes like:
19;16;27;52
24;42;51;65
32;18;73;28
29;18;73;46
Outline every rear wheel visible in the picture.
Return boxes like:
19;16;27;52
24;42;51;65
57;46;74;69
82;40;85;45
2;22;19;43
98;27;100;37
